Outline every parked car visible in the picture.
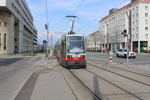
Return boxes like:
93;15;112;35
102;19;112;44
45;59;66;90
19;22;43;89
116;49;136;58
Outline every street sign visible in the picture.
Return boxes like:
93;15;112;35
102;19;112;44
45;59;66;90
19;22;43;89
108;51;113;56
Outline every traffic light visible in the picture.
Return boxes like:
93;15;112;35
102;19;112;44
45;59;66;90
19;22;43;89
45;24;47;29
123;29;127;33
121;29;127;37
43;40;47;44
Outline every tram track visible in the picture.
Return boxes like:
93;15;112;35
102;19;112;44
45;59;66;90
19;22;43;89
88;60;150;78
87;62;150;87
84;69;143;100
60;60;150;99
84;63;150;99
68;68;147;100
68;69;102;100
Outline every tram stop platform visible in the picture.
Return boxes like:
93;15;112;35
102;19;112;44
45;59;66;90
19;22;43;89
30;56;76;100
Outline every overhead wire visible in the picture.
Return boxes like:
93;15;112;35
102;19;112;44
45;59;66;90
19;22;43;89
51;0;86;33
52;0;129;35
72;0;85;16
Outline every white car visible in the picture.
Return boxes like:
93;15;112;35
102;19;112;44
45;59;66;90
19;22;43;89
116;49;136;58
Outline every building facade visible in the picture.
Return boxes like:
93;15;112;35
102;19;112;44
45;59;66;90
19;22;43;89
33;26;38;52
0;0;37;54
86;31;102;51
99;0;150;53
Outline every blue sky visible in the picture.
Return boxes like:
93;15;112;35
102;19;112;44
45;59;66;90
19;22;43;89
26;0;131;44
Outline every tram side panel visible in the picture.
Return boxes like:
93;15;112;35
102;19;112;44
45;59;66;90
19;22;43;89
54;40;61;64
60;38;68;67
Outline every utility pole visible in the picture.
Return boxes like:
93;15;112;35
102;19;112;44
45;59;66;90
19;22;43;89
126;10;132;51
45;0;49;57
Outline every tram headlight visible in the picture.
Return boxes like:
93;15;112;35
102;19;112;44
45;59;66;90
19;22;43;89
80;55;85;58
67;55;72;58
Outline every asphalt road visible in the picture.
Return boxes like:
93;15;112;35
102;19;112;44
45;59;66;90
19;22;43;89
86;52;150;67
2;52;148;100
0;55;42;100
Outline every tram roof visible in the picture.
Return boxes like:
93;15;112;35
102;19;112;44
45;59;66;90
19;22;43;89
61;33;84;37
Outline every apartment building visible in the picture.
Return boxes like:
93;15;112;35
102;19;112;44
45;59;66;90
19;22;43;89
86;31;102;51
33;26;38;52
0;0;37;54
99;0;150;53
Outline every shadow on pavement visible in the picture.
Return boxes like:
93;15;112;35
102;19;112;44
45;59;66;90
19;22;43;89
94;76;103;100
0;58;23;66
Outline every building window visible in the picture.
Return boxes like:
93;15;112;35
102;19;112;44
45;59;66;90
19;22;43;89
136;6;138;10
133;8;134;10
4;33;6;50
136;27;138;32
133;28;134;30
0;33;1;50
4;22;7;27
136;20;138;24
145;34;148;39
145;27;148;31
136;34;138;38
136;13;138;17
133;21;135;24
145;6;148;10
15;46;17;49
132;34;135;38
145;20;148;25
145;13;148;17
133;15;134;17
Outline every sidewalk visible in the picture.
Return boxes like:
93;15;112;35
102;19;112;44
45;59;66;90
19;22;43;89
0;54;13;58
30;56;76;100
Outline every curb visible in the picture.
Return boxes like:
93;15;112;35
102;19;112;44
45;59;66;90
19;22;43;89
8;72;33;100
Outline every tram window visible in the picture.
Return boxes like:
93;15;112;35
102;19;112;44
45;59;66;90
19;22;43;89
68;36;83;41
61;38;66;57
67;36;85;54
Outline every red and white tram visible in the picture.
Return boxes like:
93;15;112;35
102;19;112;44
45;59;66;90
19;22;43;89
54;33;86;68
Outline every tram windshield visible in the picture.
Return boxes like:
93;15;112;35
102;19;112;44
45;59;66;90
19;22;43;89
67;36;85;54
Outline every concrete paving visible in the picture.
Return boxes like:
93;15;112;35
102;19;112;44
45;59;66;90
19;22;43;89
30;71;76;100
30;56;76;100
29;54;150;100
0;56;36;100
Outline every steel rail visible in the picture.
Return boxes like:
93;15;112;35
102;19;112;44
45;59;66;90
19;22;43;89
68;69;102;100
89;60;150;78
87;62;150;87
85;68;143;100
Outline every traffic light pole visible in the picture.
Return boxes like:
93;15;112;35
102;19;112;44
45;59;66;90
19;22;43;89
122;30;129;65
45;0;49;58
126;36;129;65
46;23;49;57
